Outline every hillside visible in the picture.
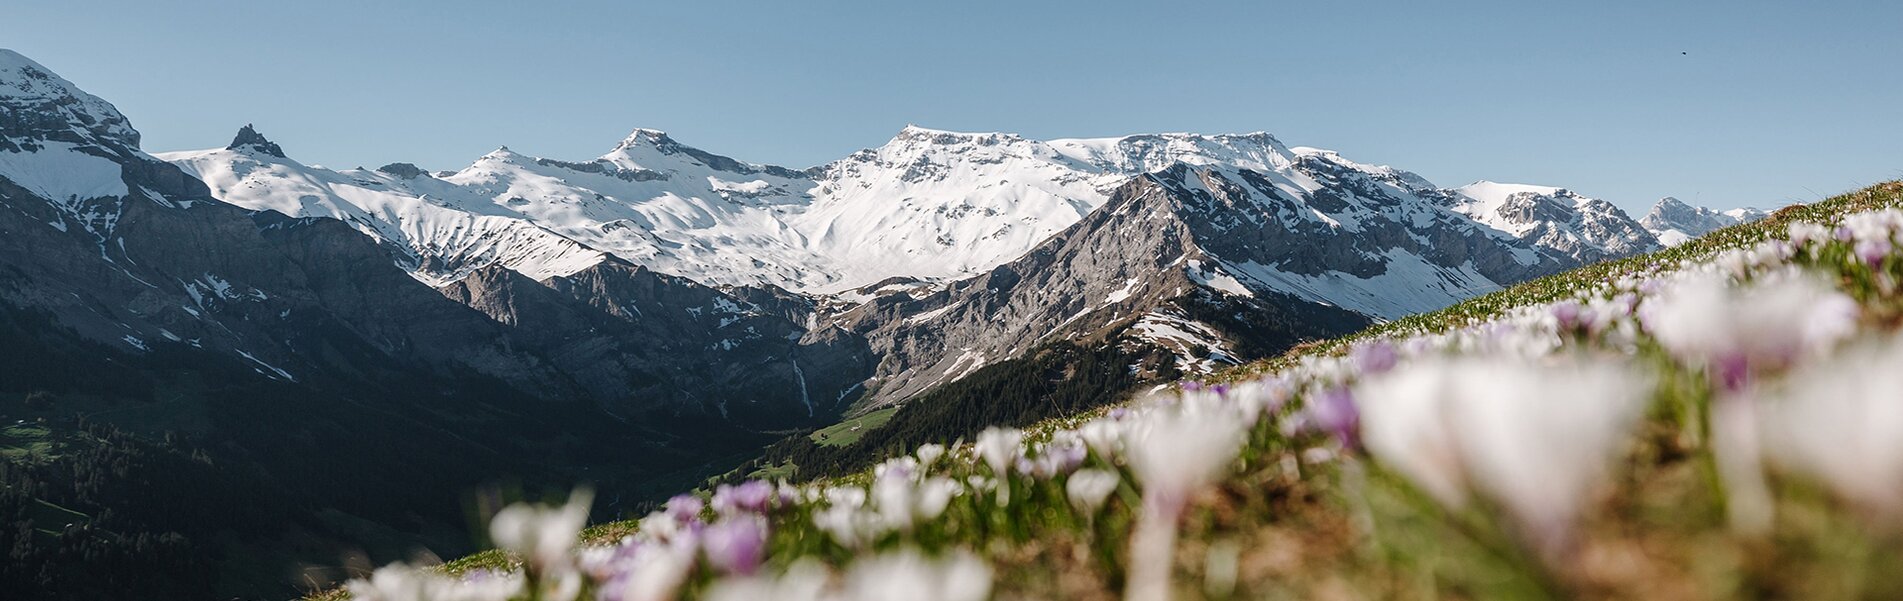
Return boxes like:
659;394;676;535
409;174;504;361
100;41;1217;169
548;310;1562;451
325;179;1903;601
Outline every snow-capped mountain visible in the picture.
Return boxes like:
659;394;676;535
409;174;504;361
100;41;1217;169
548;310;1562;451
1641;196;1771;246
147;115;1688;402
160;127;609;285
838;159;1590;405
7;42;1689;422
1448;181;1661;263
157;125;1670;296
1;48;865;426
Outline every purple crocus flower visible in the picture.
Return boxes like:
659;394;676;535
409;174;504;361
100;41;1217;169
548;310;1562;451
712;480;776;515
702;518;768;576
1306;386;1361;449
665;494;704;523
1550;301;1584;332
1351;340;1398;374
1857;238;1892;268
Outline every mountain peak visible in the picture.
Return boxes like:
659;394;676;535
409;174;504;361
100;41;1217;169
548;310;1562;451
891;125;1024;145
226;124;286;158
1651;196;1690;211
613;127;674;150
478;146;521;162
0;48;140;150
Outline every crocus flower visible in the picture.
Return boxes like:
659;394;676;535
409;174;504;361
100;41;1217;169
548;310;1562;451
1759;335;1903;518
973;427;1022;476
597;539;695;601
1304;386;1360;449
974;427;1023;505
488;490;592;576
1643;270;1858;391
839;547;992;601
1788;221;1829;248
916;442;947;467
1351;340;1399;374
665;494;705;523
1125;404;1246;601
1856;237;1892;268
1066;468;1121;519
1355;354;1651;554
346;563;524;601
705;560;830;601
702;517;768;575
712;480;776;516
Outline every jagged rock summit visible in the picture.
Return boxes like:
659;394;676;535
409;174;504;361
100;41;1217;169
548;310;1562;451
225;123;285;158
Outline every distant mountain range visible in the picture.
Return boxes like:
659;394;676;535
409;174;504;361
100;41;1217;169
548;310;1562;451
0;47;1771;597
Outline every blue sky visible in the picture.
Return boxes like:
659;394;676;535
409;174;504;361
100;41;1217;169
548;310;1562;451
7;1;1898;211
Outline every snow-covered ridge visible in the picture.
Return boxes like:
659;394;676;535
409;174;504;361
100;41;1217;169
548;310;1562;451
0;49;139;150
0;49;137;209
1641;196;1770;246
1449;180;1661;262
160;123;1687;295
159;139;609;285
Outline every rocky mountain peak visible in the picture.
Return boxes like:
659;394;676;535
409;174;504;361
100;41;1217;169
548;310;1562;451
603;127;806;179
376;162;427;179
226;124;286;158
1640;196;1770;246
0;48;140;151
611;127;674;152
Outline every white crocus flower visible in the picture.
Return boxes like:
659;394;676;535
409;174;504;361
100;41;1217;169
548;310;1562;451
601;539;697;601
916;442;947;468
1759;335;1903;518
1643;269;1858;391
1066;468;1121;519
705;560;831;601
1079;418;1126;460
488;490;591;577
346;563;524;601
974;427;1022;476
974;427;1023;505
839;547;992;601
1355;354;1651;552
1124;403;1246;601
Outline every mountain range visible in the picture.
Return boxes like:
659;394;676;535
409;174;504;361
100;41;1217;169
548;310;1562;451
0;47;1769;597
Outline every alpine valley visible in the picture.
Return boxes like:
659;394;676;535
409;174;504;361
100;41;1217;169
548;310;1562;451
0;48;1763;598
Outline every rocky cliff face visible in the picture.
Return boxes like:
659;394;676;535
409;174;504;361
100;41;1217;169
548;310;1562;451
838;161;1590;406
441;261;872;422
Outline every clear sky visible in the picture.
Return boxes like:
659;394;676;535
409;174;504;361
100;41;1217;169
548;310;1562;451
7;0;1899;212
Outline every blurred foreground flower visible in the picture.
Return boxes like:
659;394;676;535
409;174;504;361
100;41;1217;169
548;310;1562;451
1355;354;1652;553
1760;335;1903;519
1066;468;1120;521
488;490;591;574
1643;270;1857;391
1125;403;1246;601
346;564;523;601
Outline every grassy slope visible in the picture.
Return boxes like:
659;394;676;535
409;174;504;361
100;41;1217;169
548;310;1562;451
316;181;1903;600
809;406;898;448
1239;182;1903;377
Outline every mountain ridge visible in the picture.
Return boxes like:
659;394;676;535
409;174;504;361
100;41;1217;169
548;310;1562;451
154;121;1733;296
